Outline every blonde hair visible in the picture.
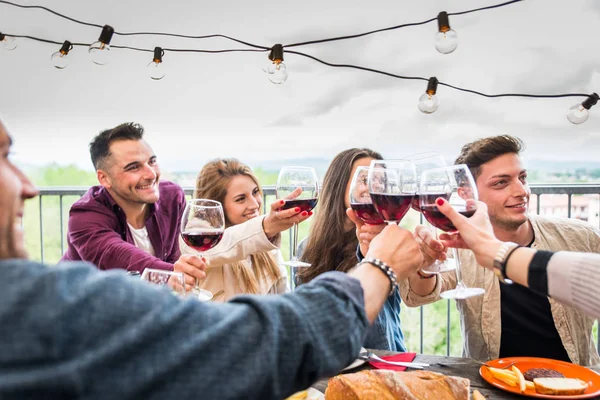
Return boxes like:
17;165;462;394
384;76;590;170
195;158;281;294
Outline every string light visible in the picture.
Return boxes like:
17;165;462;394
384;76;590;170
0;0;596;123
418;77;439;113
89;25;114;65
265;44;288;84
435;12;458;54
147;47;165;80
50;40;73;69
0;31;17;50
567;93;599;125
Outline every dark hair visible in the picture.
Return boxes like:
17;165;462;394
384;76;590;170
89;122;145;170
455;135;524;180
297;148;383;284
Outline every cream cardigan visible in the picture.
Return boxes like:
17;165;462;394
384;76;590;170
180;215;287;302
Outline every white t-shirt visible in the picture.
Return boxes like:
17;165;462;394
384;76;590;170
128;223;156;256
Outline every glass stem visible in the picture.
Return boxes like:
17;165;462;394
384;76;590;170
290;222;299;261
195;253;203;290
452;247;466;290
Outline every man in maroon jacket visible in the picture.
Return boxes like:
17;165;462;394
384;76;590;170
61;122;206;289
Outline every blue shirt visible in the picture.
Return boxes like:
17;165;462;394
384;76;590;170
0;259;368;399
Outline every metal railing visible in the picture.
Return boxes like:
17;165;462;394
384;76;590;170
32;184;600;355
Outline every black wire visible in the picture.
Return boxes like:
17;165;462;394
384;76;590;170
9;34;267;54
287;50;590;99
287;50;428;81
0;0;269;50
284;0;524;48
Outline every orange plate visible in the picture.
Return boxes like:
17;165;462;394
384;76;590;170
480;357;600;399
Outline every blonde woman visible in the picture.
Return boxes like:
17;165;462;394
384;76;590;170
181;158;297;301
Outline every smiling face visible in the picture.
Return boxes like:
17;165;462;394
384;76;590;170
97;139;161;208
475;152;530;231
0;122;39;259
344;157;375;209
223;175;262;226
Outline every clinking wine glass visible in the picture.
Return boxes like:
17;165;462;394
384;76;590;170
349;166;384;225
406;151;456;275
140;268;187;298
276;166;319;287
420;164;484;300
368;160;417;225
180;199;225;301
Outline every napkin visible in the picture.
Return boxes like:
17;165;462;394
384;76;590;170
368;352;417;371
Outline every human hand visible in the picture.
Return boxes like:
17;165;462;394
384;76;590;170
174;254;208;292
414;225;447;270
366;224;423;281
436;197;502;269
346;208;385;256
263;188;312;238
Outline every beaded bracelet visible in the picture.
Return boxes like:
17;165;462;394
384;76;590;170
359;257;399;296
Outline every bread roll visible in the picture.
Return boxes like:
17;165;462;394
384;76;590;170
324;370;470;400
533;378;589;395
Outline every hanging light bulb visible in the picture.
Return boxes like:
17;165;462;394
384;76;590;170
567;93;599;124
0;32;17;50
50;40;73;69
147;47;165;80
434;12;458;54
265;44;288;84
89;25;114;65
418;77;439;114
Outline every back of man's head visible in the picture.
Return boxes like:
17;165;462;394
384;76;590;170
455;135;525;180
89;122;144;171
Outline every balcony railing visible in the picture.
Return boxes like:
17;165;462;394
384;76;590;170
29;184;600;355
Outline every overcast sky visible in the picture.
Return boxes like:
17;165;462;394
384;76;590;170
1;0;599;173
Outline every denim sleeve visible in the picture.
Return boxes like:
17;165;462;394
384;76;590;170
0;260;367;400
356;243;364;262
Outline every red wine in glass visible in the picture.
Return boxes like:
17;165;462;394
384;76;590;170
280;198;318;213
350;202;384;225
370;193;413;223
182;230;224;252
421;206;475;232
411;194;421;212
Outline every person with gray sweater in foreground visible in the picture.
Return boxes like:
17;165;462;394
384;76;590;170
0;119;428;400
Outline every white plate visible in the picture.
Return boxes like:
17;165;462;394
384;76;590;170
342;347;367;371
306;388;324;400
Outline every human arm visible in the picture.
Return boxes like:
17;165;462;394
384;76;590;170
13;223;419;400
436;196;600;320
65;206;174;273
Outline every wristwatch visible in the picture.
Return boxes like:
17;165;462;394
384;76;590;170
493;242;519;284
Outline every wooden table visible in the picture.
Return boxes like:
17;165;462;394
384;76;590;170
312;350;600;399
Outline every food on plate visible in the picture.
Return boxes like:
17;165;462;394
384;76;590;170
523;368;565;381
511;365;526;393
324;369;469;399
472;389;485;400
533;378;589;396
285;390;308;400
486;366;535;390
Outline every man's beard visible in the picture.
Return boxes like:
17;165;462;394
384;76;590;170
491;212;528;232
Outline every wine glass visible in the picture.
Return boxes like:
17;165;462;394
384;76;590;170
406;152;456;275
140;268;187;298
368;160;416;225
276;166;319;287
180;199;225;301
349;166;384;225
420;164;484;300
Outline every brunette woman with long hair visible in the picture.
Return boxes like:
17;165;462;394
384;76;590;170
181;158;286;301
297;148;406;351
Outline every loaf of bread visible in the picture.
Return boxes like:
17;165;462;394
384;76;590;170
324;370;470;400
533;378;589;395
